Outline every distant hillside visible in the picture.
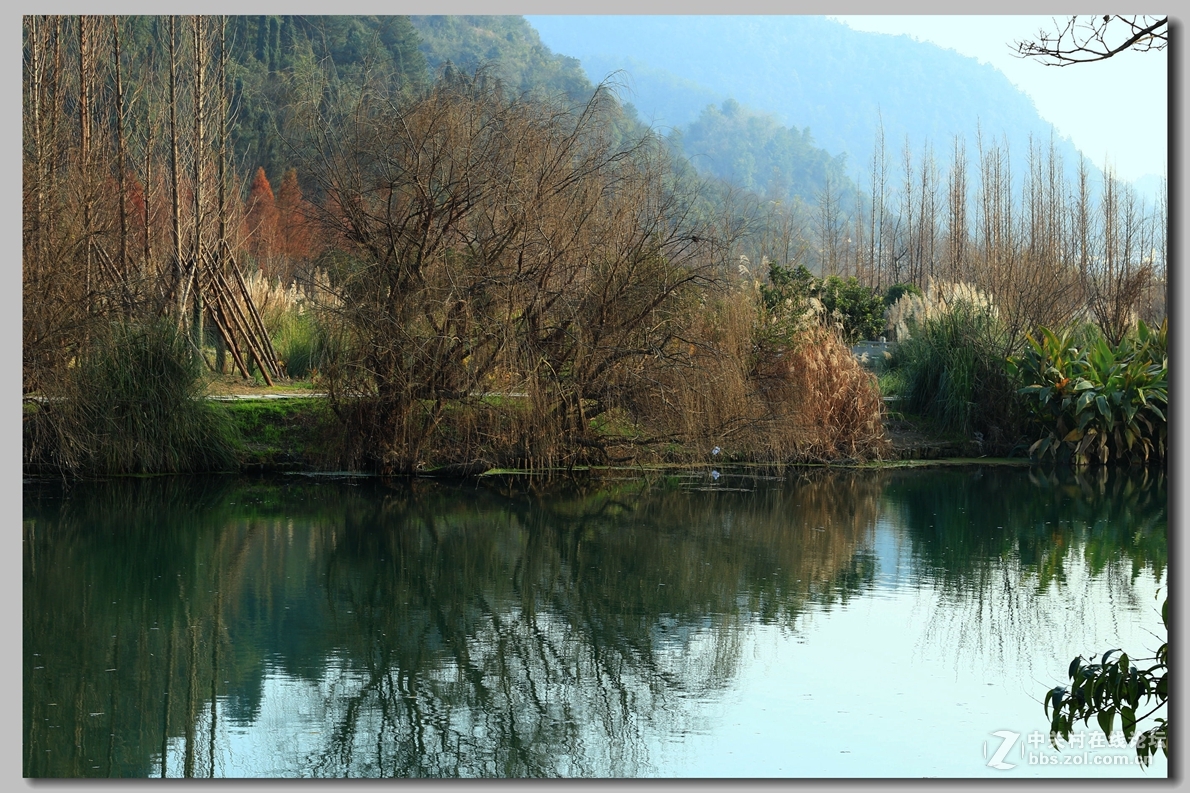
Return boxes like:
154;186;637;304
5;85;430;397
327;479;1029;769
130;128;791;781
677;99;854;205
226;15;429;183
409;15;594;104
578;53;724;131
409;16;850;205
526;15;1091;184
218;16;908;215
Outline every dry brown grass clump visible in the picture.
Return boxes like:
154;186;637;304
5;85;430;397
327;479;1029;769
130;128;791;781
644;289;889;465
770;326;890;461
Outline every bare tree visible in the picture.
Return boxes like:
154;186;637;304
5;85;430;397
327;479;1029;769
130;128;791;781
1011;13;1167;335
1084;167;1153;345
167;15;184;323
1015;16;1167;65
297;69;729;471
815;171;842;277
22;14;278;395
867;117;888;288
943;136;970;283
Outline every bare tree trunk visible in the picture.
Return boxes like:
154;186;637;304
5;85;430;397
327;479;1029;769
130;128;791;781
1074;157;1091;281
79;15;93;305
169;15;185;327
917;141;938;284
899;136;915;285
191;15;206;351
113;16;130;311
945;137;968;283
817;172;840;277
850;187;868;285
215;16;229;373
25;16;44;265
868;118;886;288
144;122;155;296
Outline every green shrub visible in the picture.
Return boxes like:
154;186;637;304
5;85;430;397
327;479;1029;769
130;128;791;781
761;262;884;344
818;275;885;343
760;262;817;313
883;281;922;307
877;367;907;400
270;309;329;380
24;320;239;476
1008;319;1166;466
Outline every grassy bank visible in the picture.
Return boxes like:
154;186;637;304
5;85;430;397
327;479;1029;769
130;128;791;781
218;397;335;471
25;307;1163;479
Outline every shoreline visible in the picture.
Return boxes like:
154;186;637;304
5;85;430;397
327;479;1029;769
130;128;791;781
23;392;1035;479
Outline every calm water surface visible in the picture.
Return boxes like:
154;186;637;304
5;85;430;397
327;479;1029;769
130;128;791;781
23;466;1167;778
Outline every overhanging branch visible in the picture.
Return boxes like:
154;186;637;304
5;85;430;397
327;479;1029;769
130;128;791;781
1014;15;1167;66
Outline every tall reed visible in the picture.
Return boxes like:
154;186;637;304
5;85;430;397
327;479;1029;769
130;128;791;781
241;267;333;379
887;302;1023;450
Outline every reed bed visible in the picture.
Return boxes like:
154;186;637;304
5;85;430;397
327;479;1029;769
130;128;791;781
625;289;890;467
887;302;1024;452
240;267;335;379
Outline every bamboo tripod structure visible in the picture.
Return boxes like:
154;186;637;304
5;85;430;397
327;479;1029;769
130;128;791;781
197;241;283;385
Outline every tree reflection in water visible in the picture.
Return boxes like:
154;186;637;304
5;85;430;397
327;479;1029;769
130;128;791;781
302;471;880;776
23;466;1163;777
887;466;1165;677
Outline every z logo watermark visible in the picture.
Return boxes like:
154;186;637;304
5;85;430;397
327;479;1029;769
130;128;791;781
984;730;1021;770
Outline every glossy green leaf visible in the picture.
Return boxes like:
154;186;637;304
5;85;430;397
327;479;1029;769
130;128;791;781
1097;709;1115;739
1121;707;1136;742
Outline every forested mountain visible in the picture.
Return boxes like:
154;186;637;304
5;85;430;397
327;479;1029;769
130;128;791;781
677;98;853;205
408;16;855;207
108;16;857;217
574;53;725;131
408;15;593;103
221;15;657;184
525;16;1091;184
224;16;428;186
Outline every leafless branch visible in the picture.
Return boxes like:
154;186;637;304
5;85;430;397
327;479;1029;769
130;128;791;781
1014;15;1167;66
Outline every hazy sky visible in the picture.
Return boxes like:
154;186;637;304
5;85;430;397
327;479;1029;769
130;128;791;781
829;16;1167;183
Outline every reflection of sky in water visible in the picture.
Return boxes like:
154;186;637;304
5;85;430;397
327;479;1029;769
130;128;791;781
656;553;1165;777
155;513;1165;778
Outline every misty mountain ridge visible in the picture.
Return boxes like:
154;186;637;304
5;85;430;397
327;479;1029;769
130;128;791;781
526;15;1161;205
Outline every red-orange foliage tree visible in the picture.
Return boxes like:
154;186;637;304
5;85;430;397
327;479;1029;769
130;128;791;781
275;168;315;262
242;166;278;267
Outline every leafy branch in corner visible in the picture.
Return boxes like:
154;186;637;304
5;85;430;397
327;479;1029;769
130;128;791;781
1043;597;1167;768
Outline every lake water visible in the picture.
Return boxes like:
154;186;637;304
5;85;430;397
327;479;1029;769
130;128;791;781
23;465;1167;778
